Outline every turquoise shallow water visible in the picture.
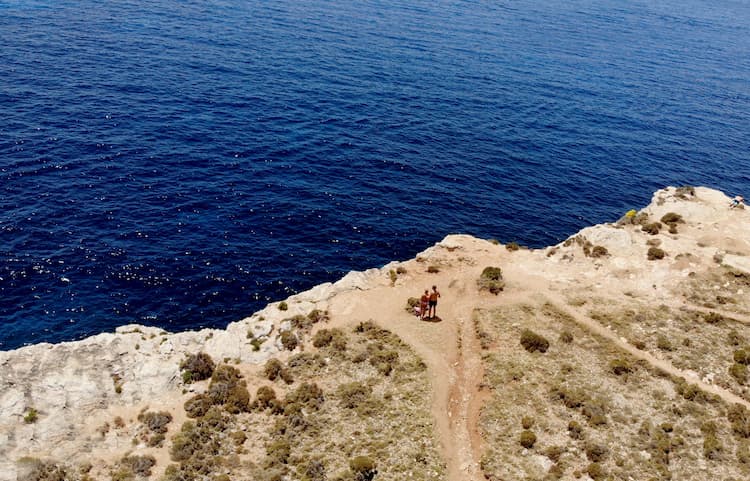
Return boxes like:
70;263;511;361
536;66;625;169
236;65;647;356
1;0;749;349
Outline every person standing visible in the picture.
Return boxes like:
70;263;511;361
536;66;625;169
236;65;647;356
420;289;430;320
428;285;441;319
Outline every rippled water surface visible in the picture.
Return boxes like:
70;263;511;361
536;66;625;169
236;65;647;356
1;0;749;349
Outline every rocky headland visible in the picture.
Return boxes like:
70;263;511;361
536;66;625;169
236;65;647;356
2;186;750;481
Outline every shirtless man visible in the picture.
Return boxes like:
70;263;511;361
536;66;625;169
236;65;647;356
428;285;441;319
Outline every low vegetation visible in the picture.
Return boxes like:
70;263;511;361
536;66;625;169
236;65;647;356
478;266;505;294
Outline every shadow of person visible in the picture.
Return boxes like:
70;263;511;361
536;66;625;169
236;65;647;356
421;316;442;323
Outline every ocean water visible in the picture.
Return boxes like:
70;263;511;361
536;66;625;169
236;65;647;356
1;0;749;350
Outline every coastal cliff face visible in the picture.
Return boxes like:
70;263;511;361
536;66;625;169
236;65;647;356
2;186;750;481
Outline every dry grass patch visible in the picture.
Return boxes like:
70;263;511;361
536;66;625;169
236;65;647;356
475;303;750;481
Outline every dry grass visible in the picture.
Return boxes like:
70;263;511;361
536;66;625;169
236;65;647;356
475;303;750;481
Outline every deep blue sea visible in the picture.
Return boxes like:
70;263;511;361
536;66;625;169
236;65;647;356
1;0;749;350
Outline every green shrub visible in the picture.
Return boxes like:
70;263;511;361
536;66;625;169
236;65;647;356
253;386;278;410
591;245;609;258
179;352;215;383
427;265;440;273
660;212;684;224
585;442;608;462
730;363;747;384
478;266;505;294
642;222;662;235
735;349;750;365
647;247;666;260
559;331;573;343
701;422;722;459
675;186;695;199
728;404;750;438
138;410;172;433
519;430;536;448
285;382;325;410
337;382;372;409
264;358;284;380
656;335;673;351
521;416;534;429
520;329;549;353
278;301;288;311
184;394;211;418
23;408;38;424
586;462;605;480
349;456;377;481
119;455;156;477
396;266;407;274
207;365;250;413
266;439;291;466
703;311;723;324
280;330;298;351
609;358;632;375
568;420;584;439
506;242;520;251
308;309;329;323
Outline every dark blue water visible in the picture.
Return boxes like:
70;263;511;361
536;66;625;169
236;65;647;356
2;0;749;350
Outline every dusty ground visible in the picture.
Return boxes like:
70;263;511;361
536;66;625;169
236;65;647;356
5;186;750;481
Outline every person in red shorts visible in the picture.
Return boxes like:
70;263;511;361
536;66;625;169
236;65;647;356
419;289;429;320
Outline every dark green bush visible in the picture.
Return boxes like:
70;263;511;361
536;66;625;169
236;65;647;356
207;365;250;413
179;352;215;383
559;331;574;343
253;386;277;410
519;430;536;448
184;393;211;418
285;382;324;411
506;242;520;251
520;329;549;353
521;415;534;429
278;301;288;311
586;462;605;480
735;349;750;365
647;247;666;260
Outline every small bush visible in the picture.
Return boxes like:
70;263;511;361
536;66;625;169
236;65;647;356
23;408;38;424
703;312;723;324
396;266;407;274
559;331;574;343
350;456;377;481
519;430;537;448
730;363;748;384
179;352;215;383
278;301;288;311
308;309;329;324
280;330;298;351
660;212;684;224
520;329;549;353
609;358;633;375
478;266;505;294
735;349;750;365
184;394;211;418
642;222;662;235
590;245;609;258
337;382;372;409
585;442;608;462
506;242;520;251
656;335;673;351
120;455;156;477
427;265;440;273
647;247;666;260
286;382;325;410
728;404;750;438
264;358;284;380
586;462;605;480
521;416;535;429
138;410;173;433
405;297;420;312
253;386;278;410
388;269;397;285
312;328;347;351
675;186;695;199
568;420;584;439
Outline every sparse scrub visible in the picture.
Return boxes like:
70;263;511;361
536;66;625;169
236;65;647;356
478;266;505;294
427;265;440;273
642;222;662;235
23;408;38;424
313;328;347;351
337;382;372;410
278;301;288;311
609;358;633;375
585;442;608;462
520;329;549;353
656;335;673;351
138;410;172;434
728;404;750;438
559;331;574;343
506;242;520;251
521;415;534;429
730;363;747;384
119;455;156;478
675;185;695;199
